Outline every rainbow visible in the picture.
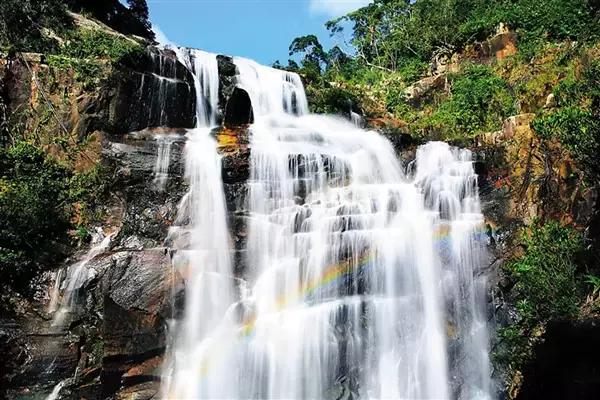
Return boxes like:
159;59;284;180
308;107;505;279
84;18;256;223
167;222;492;396
238;222;491;338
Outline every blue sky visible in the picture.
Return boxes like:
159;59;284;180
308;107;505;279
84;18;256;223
147;0;371;65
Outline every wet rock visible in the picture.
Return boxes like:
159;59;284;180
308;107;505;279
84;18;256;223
108;48;197;133
217;54;238;121
104;132;187;247
100;249;178;398
102;249;172;359
224;87;254;127
115;381;161;400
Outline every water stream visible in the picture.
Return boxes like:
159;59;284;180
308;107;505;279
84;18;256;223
161;53;492;399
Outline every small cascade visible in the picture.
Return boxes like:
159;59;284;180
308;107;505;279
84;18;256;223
234;56;309;116
153;133;178;191
45;379;66;400
350;110;363;127
137;50;194;128
161;128;235;399
160;50;238;398
51;230;113;328
175;48;220;127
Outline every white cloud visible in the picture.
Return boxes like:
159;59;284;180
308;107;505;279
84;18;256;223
309;0;373;17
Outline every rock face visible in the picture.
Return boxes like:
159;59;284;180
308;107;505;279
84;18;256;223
0;47;196;144
108;49;196;134
478;114;596;227
0;124;189;399
403;74;447;105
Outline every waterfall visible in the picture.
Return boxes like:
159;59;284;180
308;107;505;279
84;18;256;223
51;230;113;328
350;110;363;127
161;53;491;399
162;50;238;398
234;56;309;116
176;48;220;127
153;133;178;191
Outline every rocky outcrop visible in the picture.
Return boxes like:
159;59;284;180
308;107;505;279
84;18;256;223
217;55;238;121
104;128;187;248
108;50;196;134
478;114;596;227
0;47;196;147
1;125;189;399
403;74;447;105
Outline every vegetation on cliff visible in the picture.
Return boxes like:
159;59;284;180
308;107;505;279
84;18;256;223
0;1;150;294
0;0;153;54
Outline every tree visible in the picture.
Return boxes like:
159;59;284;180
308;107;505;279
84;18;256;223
126;0;151;31
289;35;329;75
0;0;71;52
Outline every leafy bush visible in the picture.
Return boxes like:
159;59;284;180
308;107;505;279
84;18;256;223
0;142;72;290
59;29;144;65
425;65;514;139
533;60;600;180
507;221;582;323
533;107;599;179
307;85;360;115
495;221;584;369
0;0;71;53
46;28;144;88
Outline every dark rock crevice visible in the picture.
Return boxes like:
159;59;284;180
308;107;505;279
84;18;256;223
224;87;254;127
516;319;600;400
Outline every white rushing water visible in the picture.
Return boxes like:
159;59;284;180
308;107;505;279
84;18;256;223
45;379;66;400
153;133;178;191
176;48;220;127
162;52;492;399
350;110;364;127
51;230;113;328
162;50;238;398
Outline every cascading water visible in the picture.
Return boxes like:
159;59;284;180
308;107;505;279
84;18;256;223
350;110;363;127
176;48;220;127
162;53;492;399
234;56;309;116
50;230;113;329
153;133;178;191
161;49;237;398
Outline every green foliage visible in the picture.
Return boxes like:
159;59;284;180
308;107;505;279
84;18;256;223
507;221;582;323
326;0;600;71
585;274;600;296
46;28;144;88
126;0;151;32
69;163;112;225
60;29;144;65
0;142;72;290
495;221;584;369
289;34;328;76
307;85;360;115
0;0;71;53
424;65;515;139
533;60;600;180
397;59;428;83
0;140;112;292
46;55;105;89
534;107;599;178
